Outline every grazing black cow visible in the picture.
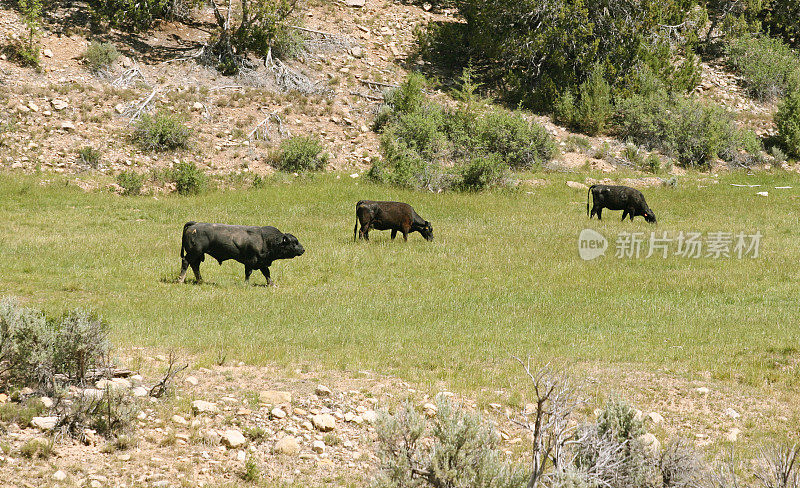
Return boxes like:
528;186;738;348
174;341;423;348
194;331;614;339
353;200;433;242
179;222;304;284
587;184;657;223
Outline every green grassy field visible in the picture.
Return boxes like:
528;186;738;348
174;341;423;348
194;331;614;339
1;171;799;393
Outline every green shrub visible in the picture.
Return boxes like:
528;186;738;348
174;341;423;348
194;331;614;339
457;155;509;191
91;0;197;32
616;91;750;168
132;112;192;152
413;20;469;71
77;146;102;167
82;41;119;71
0;400;45;426
170;161;207;195
776;88;800;158
273;136;328;172
0;298;110;392
383;72;427;116
241;456;261;482
116;171;145;196
597;399;645;443
373;399;528;488
476;109;557;168
19;438;53;459
726;34;800;101
554;67;613;135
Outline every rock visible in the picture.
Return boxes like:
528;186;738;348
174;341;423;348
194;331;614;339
315;384;332;397
43;49;53;58
757;191;769;197
647;412;664;424
40;396;54;409
696;387;710;395
271;407;287;419
633;409;644;422
222;429;247;449
423;403;437;418
61;121;75;131
346;0;365;6
185;376;198;386
312;414;336;432
112;378;131;389
725;408;740;419
117;453;131;461
726;428;741;442
192;102;204;111
51;99;68;110
81;388;105;400
132;386;149;397
640;433;661;455
28;102;39;112
15;103;29;113
260;390;292;405
350;46;363;58
313;440;325;453
344;412;355;422
566;181;589;190
114;103;126;114
0;393;7;403
172;415;188;425
293;407;308;416
52;470;67;482
96;379;125;391
274;436;300;455
362;410;378;424
31;416;59;431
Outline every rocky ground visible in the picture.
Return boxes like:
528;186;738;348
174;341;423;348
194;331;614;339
1;349;798;488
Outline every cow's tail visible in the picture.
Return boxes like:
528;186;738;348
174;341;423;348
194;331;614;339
353;202;363;242
587;185;596;217
181;221;196;258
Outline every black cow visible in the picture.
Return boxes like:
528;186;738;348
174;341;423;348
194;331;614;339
353;200;433;242
179;222;304;284
587;184;657;223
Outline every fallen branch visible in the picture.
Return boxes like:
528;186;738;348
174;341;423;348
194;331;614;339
149;352;188;399
359;79;398;89
248;110;288;141
349;90;383;101
127;87;158;124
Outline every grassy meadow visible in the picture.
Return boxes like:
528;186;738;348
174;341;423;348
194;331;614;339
1;171;799;395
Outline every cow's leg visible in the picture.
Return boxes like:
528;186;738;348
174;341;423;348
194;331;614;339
362;223;370;241
244;266;253;283
190;262;203;283
589;206;595;219
629;208;636;221
597;208;603;220
260;267;272;286
391;229;397;240
620;210;628;221
402;229;408;241
178;258;190;283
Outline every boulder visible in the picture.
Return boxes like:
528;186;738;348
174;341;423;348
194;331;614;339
274;436;300;455
222;429;247;449
312;414;336;432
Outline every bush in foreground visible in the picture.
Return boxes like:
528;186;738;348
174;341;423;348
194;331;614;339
776;89;800;158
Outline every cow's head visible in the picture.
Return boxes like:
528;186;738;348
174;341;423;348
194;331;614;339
278;233;305;258
643;210;657;224
419;221;434;241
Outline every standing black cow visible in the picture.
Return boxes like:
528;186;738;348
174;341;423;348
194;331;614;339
353;200;433;242
179;222;305;284
587;185;657;223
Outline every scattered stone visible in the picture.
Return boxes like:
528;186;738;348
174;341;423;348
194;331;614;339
302;420;314;431
344;412;355;422
647;412;664;424
222;429;247;449
260;390;292;405
51;99;68;110
351;46;363;58
40;396;54;409
293;407;308;416
315;384;332;397
52;470;67;482
114;103;126;114
274;436;300;455
488;403;502;410
61;121;75;131
566;181;589;190
271;407;287;419
362;410;378;424
312;414;336;432
132;387;149;397
172;415;188;425
192;102;204;111
42;49;53;58
82;388;104;400
31;416;59;431
27;101;39;112
757;191;769;197
346;0;365;6
313;440;325;453
633;409;644;422
0;393;7;403
15;103;29;113
423;403;437;418
725;408;741;419
184;376;198;386
640;433;661;455
726;428;741;442
117;453;131;461
696;387;710;395
96;379;125;391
